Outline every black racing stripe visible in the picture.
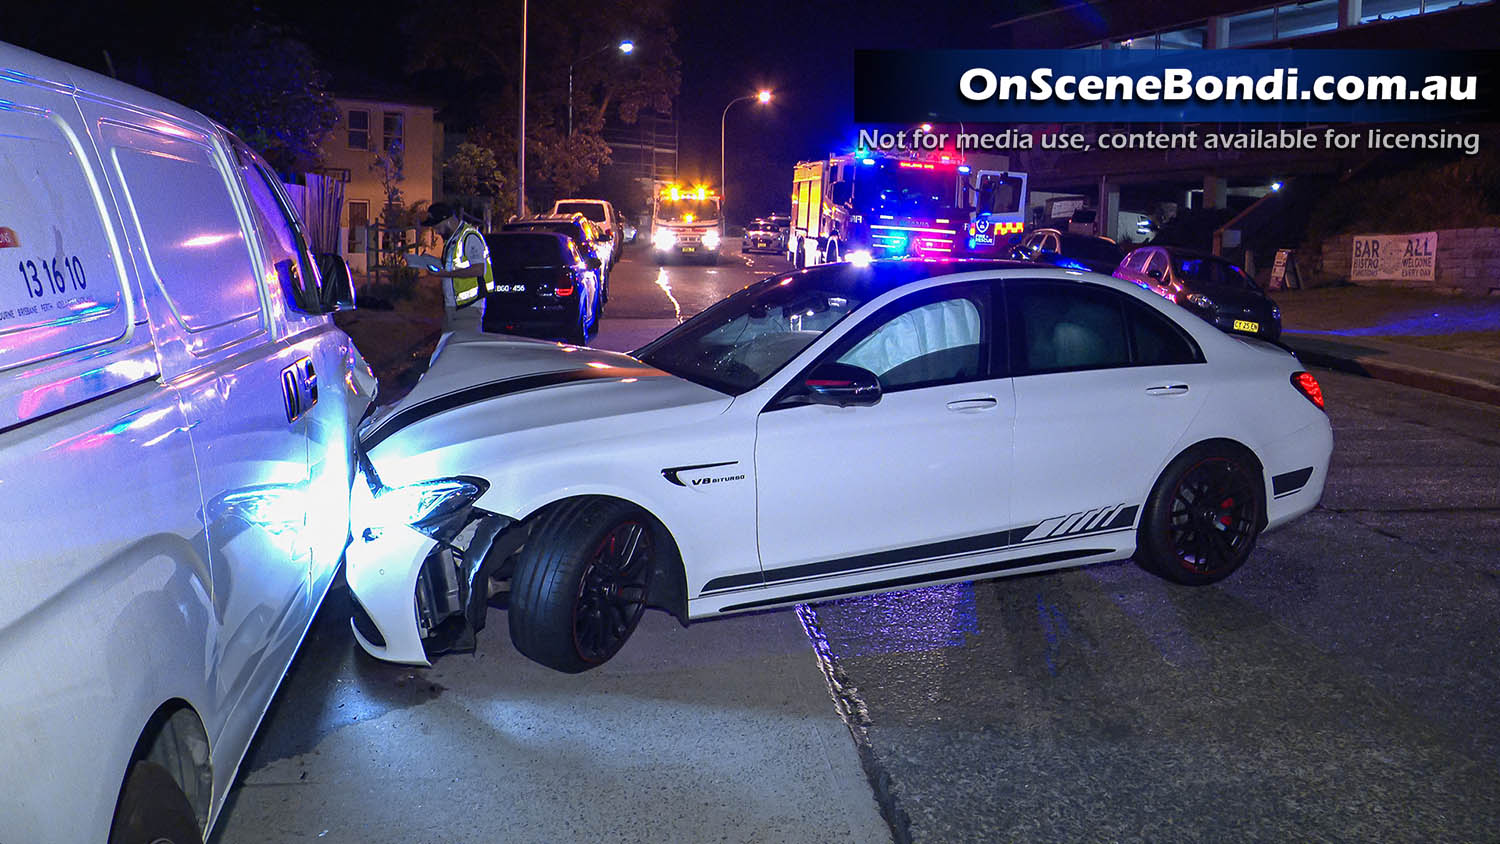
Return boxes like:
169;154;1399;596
1272;466;1315;497
716;548;1111;613
699;516;1127;594
362;368;653;450
1106;504;1140;530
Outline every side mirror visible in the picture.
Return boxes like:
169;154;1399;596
802;362;881;408
317;253;356;311
829;180;854;206
586;256;603;270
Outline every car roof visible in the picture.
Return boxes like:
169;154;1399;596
486;230;570;242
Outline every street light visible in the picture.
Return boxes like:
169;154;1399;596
569;40;635;136
721;89;772;214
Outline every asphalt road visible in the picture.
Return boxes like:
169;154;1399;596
215;248;1500;843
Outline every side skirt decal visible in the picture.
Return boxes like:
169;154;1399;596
700;505;1139;594
716;547;1113;613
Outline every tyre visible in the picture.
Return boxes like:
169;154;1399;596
562;298;588;345
824;239;840;264
1135;443;1265;586
108;761;201;844
509;498;660;672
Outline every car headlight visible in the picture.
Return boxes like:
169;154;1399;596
652;229;677;249
847;249;873;267
358;476;488;538
1184;293;1217;310
702;229;721;249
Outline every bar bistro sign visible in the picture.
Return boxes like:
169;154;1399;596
1351;231;1437;282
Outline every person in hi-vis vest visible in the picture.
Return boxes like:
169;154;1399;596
421;203;493;329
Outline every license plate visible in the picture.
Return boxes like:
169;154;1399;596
495;283;525;293
1232;319;1260;333
681;246;696;253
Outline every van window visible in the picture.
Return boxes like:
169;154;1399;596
0;107;132;371
238;151;322;316
108;126;265;351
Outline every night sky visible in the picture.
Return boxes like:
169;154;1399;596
5;0;1038;220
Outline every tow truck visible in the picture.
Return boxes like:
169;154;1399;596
788;148;1028;266
650;184;724;264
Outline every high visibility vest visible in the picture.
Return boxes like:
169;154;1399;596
442;222;493;306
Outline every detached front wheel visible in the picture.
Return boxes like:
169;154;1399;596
509;499;659;672
1136;444;1264;586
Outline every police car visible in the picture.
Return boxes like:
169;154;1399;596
346;259;1332;674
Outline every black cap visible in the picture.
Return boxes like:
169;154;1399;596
421;203;456;227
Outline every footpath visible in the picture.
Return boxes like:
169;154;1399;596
1274;285;1500;407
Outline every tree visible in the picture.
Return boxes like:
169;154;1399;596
403;0;680;208
444;141;509;227
159;23;339;174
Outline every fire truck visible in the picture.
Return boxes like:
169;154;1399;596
788;149;1027;266
650;184;724;265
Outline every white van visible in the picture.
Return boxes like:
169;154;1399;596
549;198;622;264
0;42;373;843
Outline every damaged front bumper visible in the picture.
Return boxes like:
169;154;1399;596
345;471;528;665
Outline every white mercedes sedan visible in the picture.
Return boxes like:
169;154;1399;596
346;260;1332;673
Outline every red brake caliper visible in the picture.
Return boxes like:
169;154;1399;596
1219;498;1234;526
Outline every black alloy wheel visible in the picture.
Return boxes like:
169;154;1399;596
571;520;654;664
1137;445;1264;586
509;498;661;672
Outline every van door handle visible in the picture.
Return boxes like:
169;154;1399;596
946;396;999;411
1146;384;1190;396
280;368;302;422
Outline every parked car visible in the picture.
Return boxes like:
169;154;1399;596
743;218;787;254
1010;228;1124;273
345;259;1330;676
481;231;602;344
501;215;613;304
550;198;622;265
0;41;373;844
1114;245;1282;341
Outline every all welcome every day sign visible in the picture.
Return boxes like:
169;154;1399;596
1351;232;1437;282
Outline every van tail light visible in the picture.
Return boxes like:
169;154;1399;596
1291;371;1325;410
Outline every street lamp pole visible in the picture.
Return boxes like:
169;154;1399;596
720;90;771;217
517;0;527;217
569;40;634;137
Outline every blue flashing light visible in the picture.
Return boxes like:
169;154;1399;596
1055;259;1090;271
861;157;875;166
957;165;971;174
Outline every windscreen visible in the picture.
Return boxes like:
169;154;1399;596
657;198;720;223
487;234;568;269
860;163;955;215
635;270;870;394
555;202;607;222
1174;256;1258;289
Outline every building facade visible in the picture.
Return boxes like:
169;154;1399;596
318;96;444;271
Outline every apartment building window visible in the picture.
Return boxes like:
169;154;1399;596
1275;0;1339;38
383;112;404;153
347;109;370;151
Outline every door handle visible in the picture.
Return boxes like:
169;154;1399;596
946;396;999;411
280;368;302;422
1146;384;1190;396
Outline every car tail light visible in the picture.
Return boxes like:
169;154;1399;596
1291;371;1324;410
554;285;575;297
